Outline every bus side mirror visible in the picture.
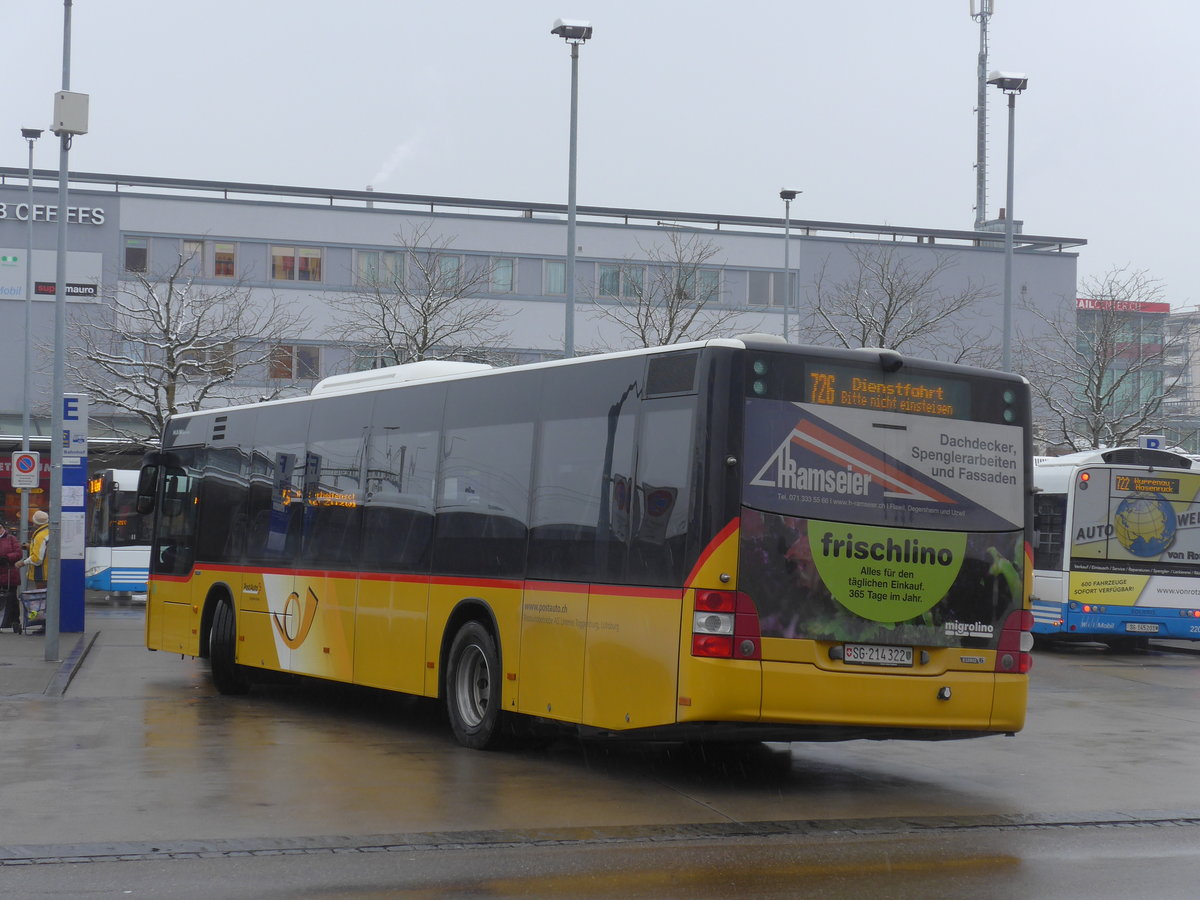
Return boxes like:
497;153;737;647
135;464;159;516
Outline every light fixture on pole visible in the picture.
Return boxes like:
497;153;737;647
780;189;801;343
551;17;593;359
20;127;42;551
987;70;1028;372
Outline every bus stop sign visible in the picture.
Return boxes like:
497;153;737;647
11;451;39;489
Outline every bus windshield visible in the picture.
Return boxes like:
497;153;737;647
739;351;1027;650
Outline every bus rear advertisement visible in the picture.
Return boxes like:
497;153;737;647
137;338;1033;749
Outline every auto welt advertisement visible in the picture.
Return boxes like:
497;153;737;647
1068;467;1200;608
739;399;1026;647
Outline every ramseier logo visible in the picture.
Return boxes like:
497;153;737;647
751;433;873;495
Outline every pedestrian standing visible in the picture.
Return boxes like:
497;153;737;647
0;520;23;632
17;509;49;590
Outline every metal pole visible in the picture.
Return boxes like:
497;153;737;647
1002;91;1015;372
973;5;990;230
47;0;73;661
564;41;580;359
21;134;37;550
782;197;791;342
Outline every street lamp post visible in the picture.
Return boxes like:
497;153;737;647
780;189;801;343
988;70;1028;372
20;127;42;550
47;0;88;660
551;18;593;359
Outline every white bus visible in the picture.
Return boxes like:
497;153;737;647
1032;447;1200;648
86;468;152;595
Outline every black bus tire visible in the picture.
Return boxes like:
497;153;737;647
210;598;251;695
446;621;503;750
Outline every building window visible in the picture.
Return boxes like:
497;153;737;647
182;240;204;274
683;268;721;303
269;344;321;380
271;246;323;282
352;347;403;371
271;246;294;280
355;250;404;287
598;264;643;299
124;237;148;273
748;271;789;306
598;264;620;297
544;260;566;295
622;266;644;299
437;255;462;286
214;243;236;278
491;258;515;293
182;342;237;376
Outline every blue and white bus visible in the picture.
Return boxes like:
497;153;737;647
86;468;152;595
1032;447;1200;648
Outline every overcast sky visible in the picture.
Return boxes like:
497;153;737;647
10;1;1196;306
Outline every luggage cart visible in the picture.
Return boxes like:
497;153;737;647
16;588;46;635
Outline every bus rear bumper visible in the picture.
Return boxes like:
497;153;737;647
677;658;1026;736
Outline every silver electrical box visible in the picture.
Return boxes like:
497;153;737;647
52;91;89;136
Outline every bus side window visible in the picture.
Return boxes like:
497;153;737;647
152;468;198;576
628;399;696;586
1033;492;1067;570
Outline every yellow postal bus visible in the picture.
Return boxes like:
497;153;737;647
137;337;1033;748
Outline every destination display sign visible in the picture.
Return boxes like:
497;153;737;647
804;364;971;420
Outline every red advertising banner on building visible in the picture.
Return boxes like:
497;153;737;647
1076;297;1171;314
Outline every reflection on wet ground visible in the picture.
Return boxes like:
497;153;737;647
4;609;1200;851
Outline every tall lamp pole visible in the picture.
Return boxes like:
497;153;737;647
988;70;1028;372
780;189;800;343
551;18;593;359
47;0;88;660
20;128;42;551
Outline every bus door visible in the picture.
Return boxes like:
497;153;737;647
146;459;201;653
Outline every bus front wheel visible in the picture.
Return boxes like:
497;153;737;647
210;598;251;695
446;621;503;750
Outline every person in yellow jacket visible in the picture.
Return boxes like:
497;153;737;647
17;509;49;589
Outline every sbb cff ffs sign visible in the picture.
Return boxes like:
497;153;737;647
11;451;40;489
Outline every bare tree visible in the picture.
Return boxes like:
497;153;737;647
325;223;511;366
805;244;997;364
1021;265;1194;451
585;230;749;349
66;251;310;442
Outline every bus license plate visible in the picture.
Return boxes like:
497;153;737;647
1125;623;1160;634
843;643;913;667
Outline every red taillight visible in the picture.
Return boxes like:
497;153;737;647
692;634;734;657
995;608;1034;674
691;590;761;660
695;589;736;612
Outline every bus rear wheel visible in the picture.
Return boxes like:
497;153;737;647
210;598;251;695
446;621;503;750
